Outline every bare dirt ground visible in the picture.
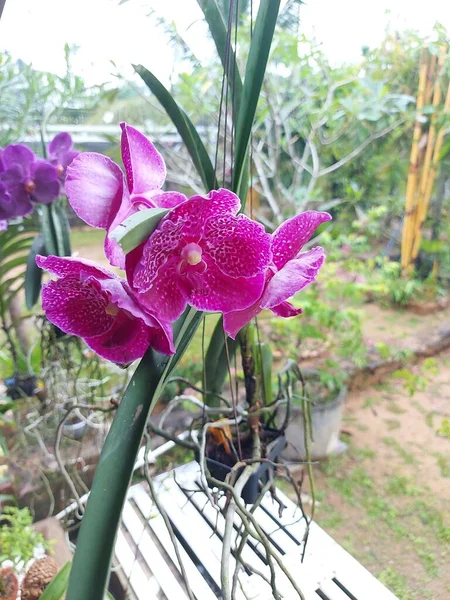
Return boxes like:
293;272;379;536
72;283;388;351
291;349;450;600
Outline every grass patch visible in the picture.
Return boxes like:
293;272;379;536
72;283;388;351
435;453;450;478
71;227;106;249
382;437;417;464
378;567;414;600
385;419;401;431
384;475;421;497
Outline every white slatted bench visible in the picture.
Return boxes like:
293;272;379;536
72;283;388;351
114;461;399;600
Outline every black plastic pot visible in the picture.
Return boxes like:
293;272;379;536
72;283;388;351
4;375;37;400
200;429;286;504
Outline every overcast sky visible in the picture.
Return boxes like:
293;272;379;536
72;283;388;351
0;0;449;86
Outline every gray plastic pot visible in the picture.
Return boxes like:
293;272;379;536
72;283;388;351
278;384;347;461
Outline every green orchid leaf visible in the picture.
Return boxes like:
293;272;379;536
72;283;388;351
134;65;215;191
25;232;45;309
109;208;168;254
40;562;71;600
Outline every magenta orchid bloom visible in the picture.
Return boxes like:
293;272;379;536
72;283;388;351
36;255;174;364
65;123;186;268
48;132;79;179
126;189;272;322
223;211;331;339
0;145;60;220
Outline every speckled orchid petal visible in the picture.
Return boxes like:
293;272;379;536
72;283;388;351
189;257;266;313
120;123;166;194
41;275;114;338
149;191;187;209
66;152;129;230
85;318;152;364
37;254;174;362
36;255;116;280
136;257;189;323
271;211;331;269
261;246;326;309
203;213;271;278
128;189;269;320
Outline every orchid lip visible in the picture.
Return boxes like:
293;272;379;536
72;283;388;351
24;180;36;193
181;242;203;266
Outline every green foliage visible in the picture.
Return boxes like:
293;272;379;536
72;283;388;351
0;507;50;567
109;207;169;253
437;418;450;439
378;568;414;600
39;562;71;600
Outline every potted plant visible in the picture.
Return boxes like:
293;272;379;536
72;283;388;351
0;568;18;600
278;369;347;461
198;327;287;504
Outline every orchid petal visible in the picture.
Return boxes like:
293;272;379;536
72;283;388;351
271;301;303;318
136;257;189;322
49;132;72;157
36;255;117;280
271;211;331;269
2;144;35;175
32;161;60;204
203;213;271;278
85;319;151;364
150;191;187;209
223;299;262;339
188;257;266;313
261;246;326;309
41;275;114;338
120;123;166;194
66;152;128;230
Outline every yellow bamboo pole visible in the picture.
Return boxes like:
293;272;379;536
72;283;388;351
411;77;450;260
424;53;437;106
410;47;446;258
401;49;429;273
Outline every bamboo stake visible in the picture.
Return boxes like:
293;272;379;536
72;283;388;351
410;46;446;258
424;52;437;106
411;77;450;260
401;49;429;273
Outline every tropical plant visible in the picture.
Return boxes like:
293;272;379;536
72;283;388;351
0;507;50;569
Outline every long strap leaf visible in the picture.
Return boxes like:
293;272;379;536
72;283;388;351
134;65;215;191
196;0;243;108
40;562;71;600
66;308;203;599
233;0;281;197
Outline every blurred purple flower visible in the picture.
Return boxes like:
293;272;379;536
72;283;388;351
66;123;186;268
126;189;272;322
48;132;79;179
36;254;174;363
223;211;331;338
0;220;7;231
0;144;60;221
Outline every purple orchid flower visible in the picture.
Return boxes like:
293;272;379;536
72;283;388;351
48;132;79;179
0;144;60;221
126;189;272;322
36;255;174;363
223;211;332;339
65;123;187;268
